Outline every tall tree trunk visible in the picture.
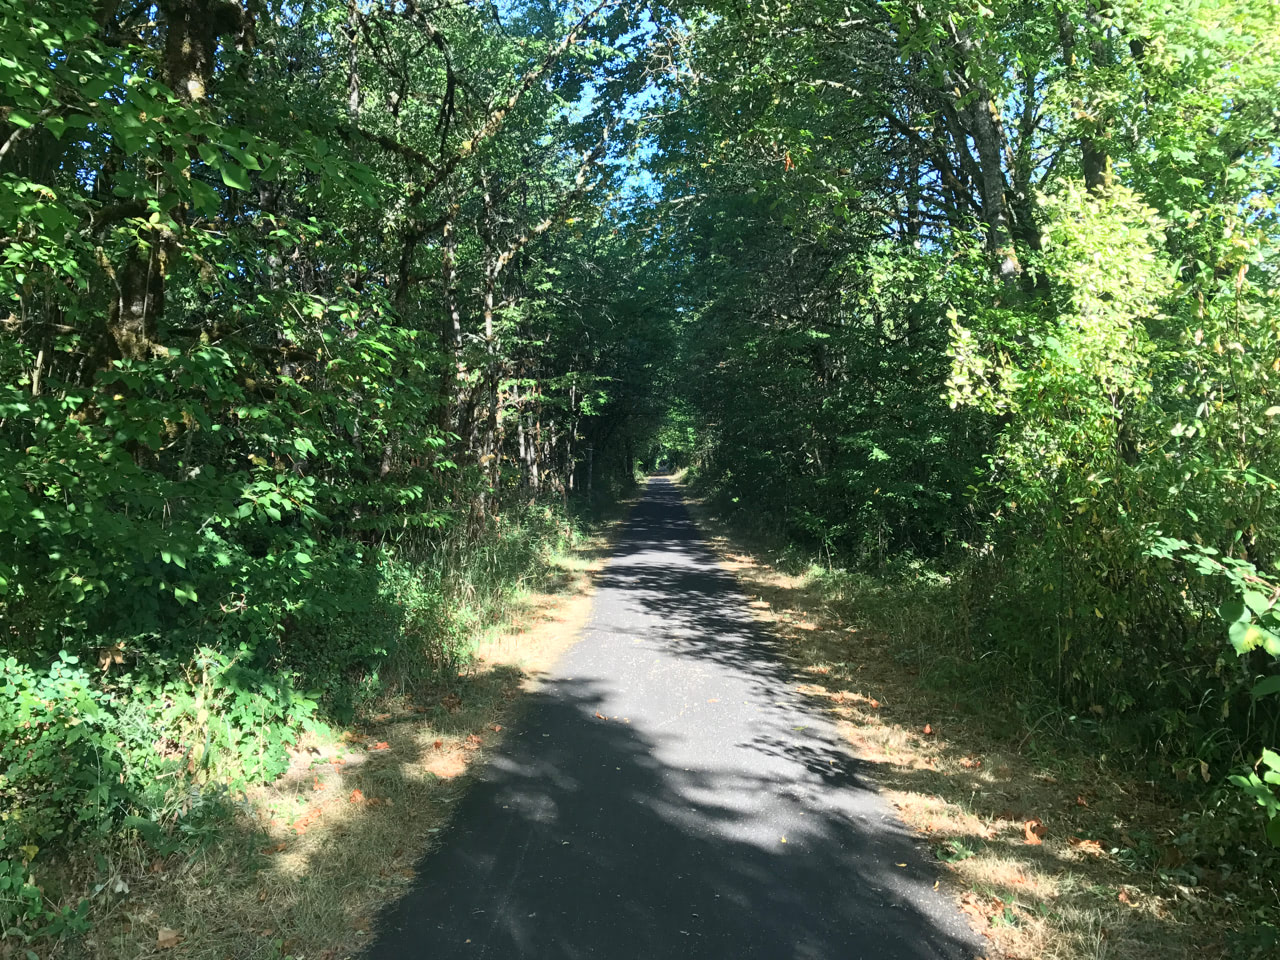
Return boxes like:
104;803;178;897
1057;3;1113;192
965;93;1019;277
530;385;542;494
107;0;246;362
482;265;499;498
934;16;1021;278
345;0;361;120
438;214;463;435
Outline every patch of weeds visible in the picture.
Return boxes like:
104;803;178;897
936;838;977;864
13;499;623;960
681;488;1248;960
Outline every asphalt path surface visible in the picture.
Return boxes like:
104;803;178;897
371;478;982;959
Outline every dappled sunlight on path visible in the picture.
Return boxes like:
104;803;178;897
370;479;980;959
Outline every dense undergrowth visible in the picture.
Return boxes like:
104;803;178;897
1;498;589;944
814;558;1280;872
658;0;1280;870
0;0;659;947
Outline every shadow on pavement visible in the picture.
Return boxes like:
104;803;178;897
368;479;983;959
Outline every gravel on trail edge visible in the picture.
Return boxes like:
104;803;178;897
369;478;984;960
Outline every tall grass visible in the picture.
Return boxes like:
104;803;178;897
1;496;589;944
379;502;585;695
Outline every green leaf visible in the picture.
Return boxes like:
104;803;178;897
189;179;219;215
1244;590;1271;616
1231;621;1279;657
1266;816;1280;849
1252;676;1280;700
1220;598;1249;624
122;815;163;846
220;162;251;191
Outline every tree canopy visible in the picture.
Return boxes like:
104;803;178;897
649;0;1280;856
3;0;1280;942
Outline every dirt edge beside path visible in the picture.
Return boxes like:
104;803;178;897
74;509;630;960
678;484;1232;960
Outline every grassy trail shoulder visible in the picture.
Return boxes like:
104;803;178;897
678;482;1255;960
28;503;629;960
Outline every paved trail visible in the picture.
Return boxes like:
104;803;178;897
371;479;980;959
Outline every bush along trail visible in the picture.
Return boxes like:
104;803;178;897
4;506;622;957
685;484;1267;960
4;0;1280;958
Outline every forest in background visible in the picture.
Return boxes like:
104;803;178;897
656;0;1280;925
0;0;675;939
3;0;1280;950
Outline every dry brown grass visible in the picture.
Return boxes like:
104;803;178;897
683;492;1235;960
39;522;621;960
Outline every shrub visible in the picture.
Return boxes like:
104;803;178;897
0;653;126;854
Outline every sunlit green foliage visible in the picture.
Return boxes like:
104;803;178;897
653;0;1280;858
5;0;1280;942
0;0;660;933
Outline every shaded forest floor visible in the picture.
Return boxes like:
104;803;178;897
680;484;1265;960
38;507;628;960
